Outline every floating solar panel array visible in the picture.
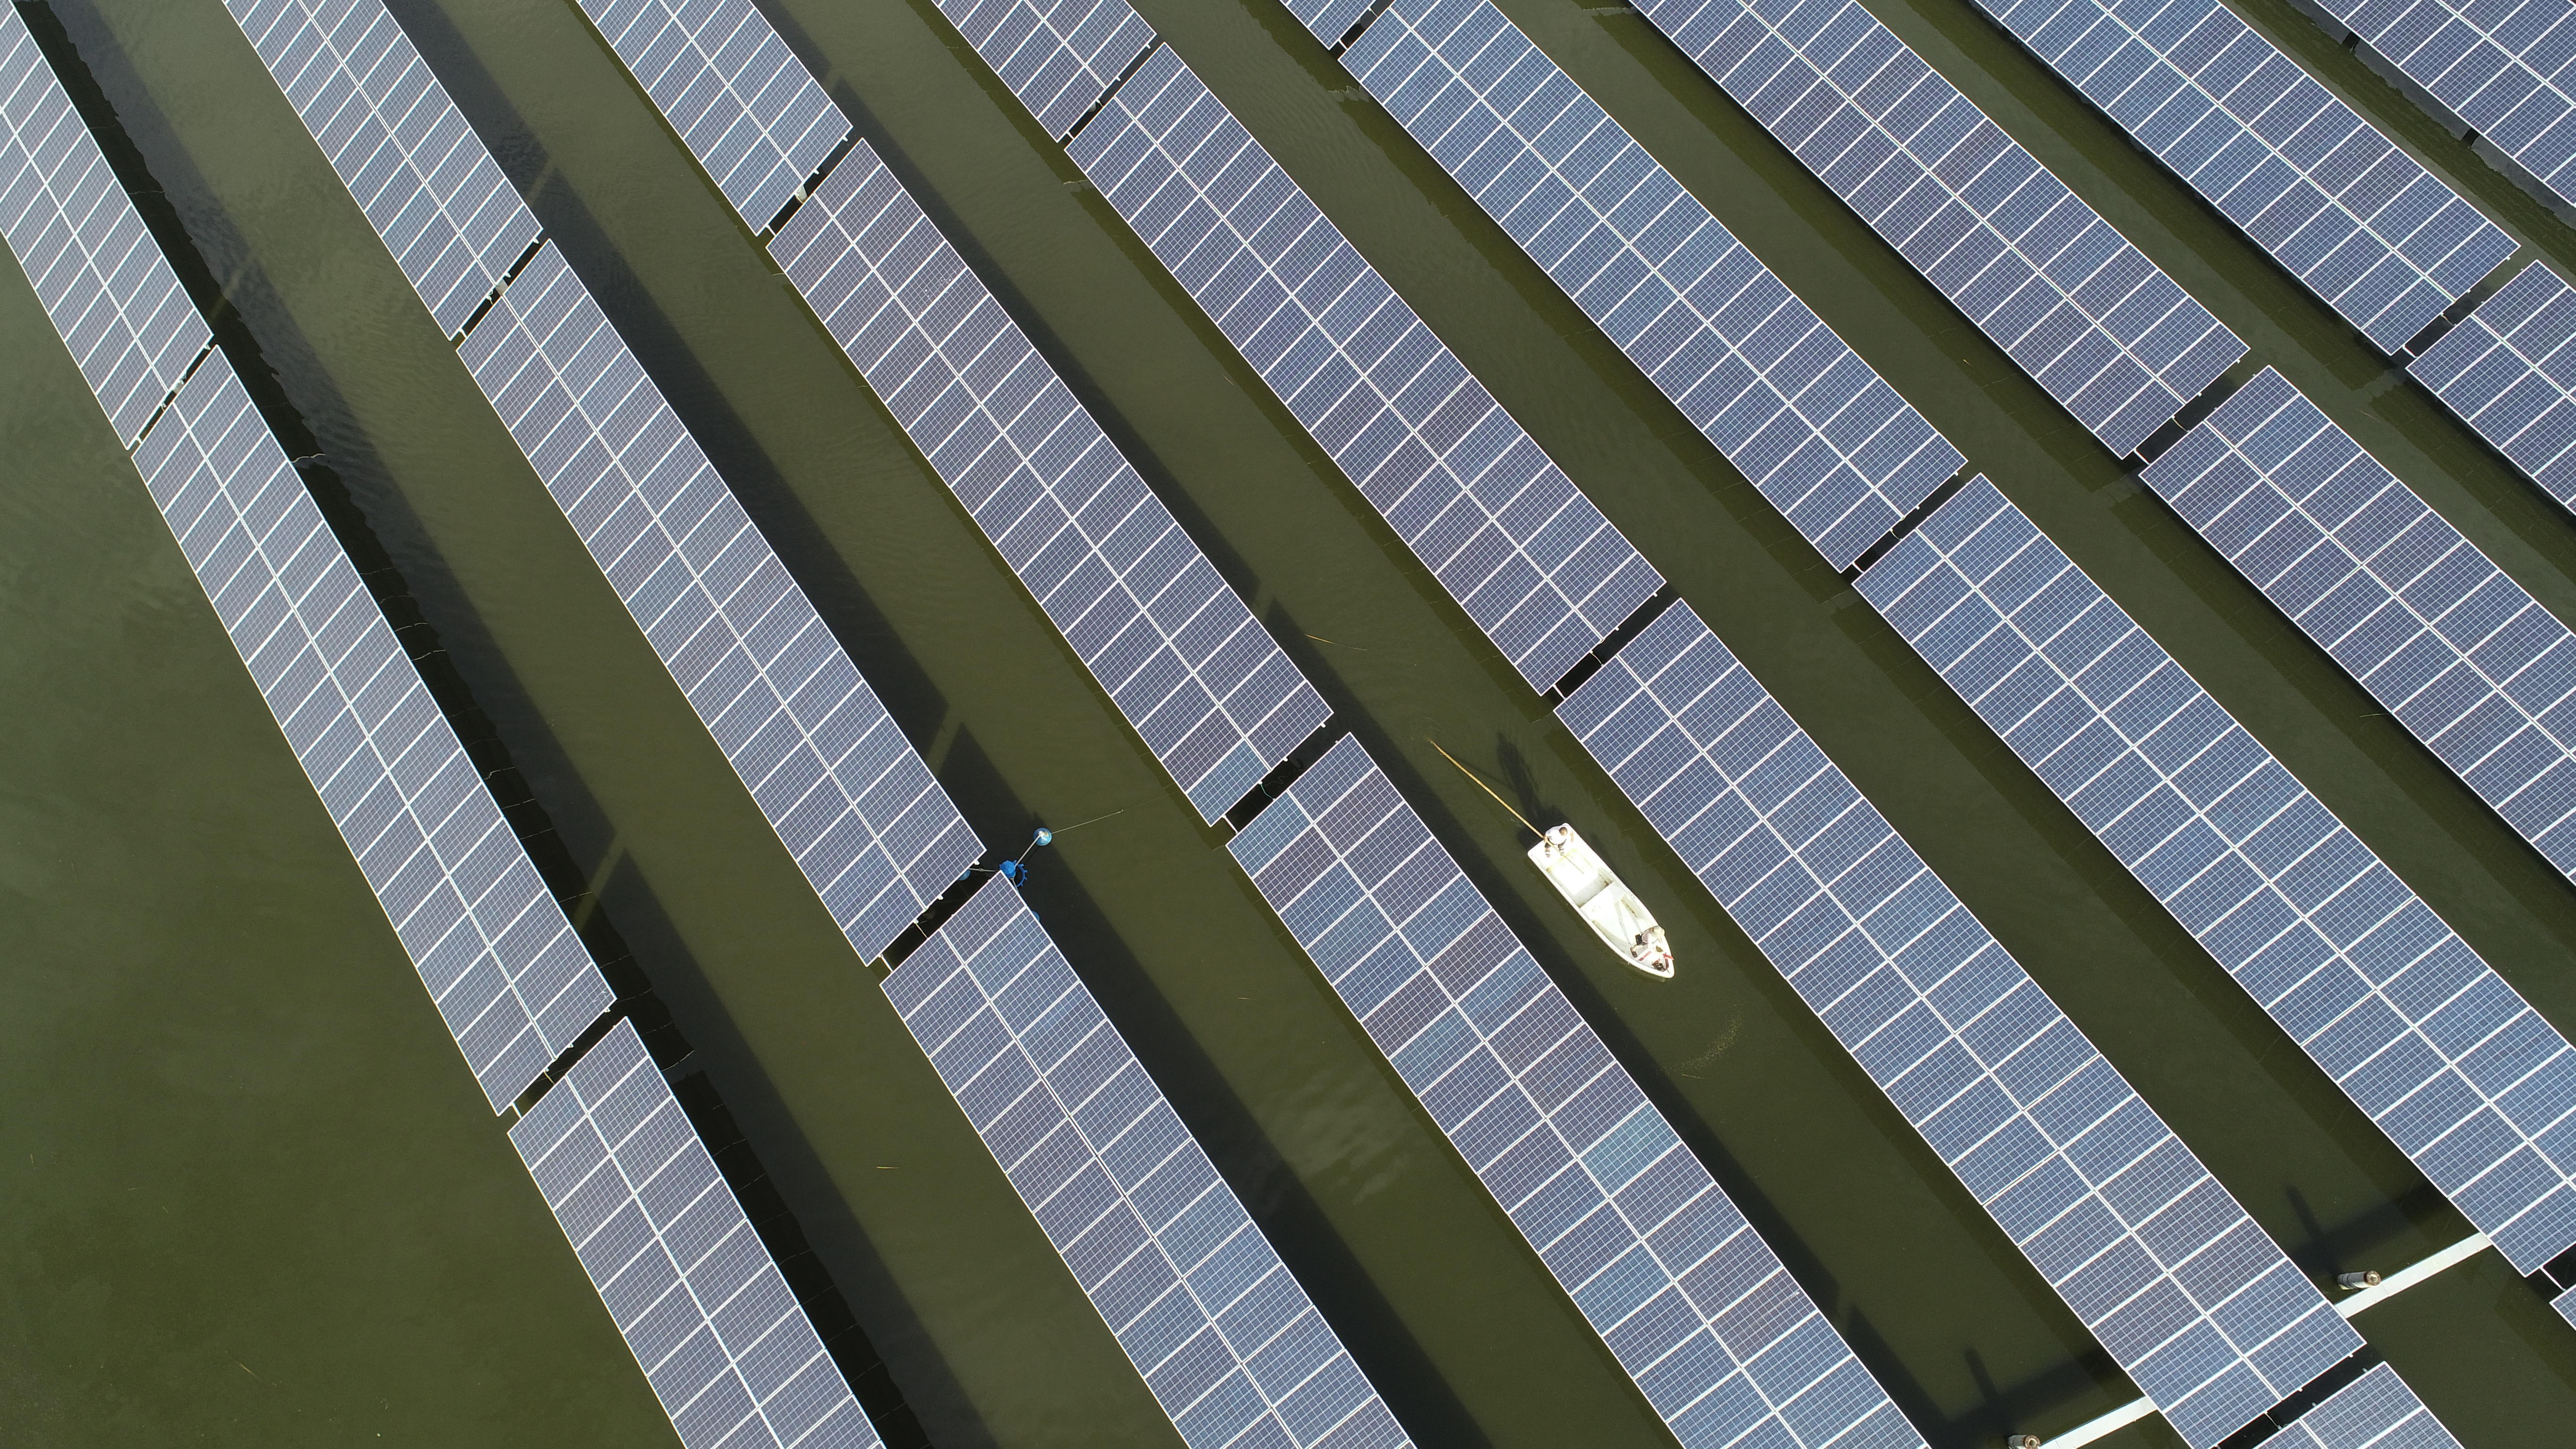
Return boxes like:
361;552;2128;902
1230;735;1927;1449
1557;603;2360;1447
225;0;541;335
930;0;1158;141
219;0;986;960
2269;1362;2461;1449
1548;0;2246;453
1954;0;2517;353
460;245;981;958
926;0;1673;697
2409;261;2576;513
577;0;849;226
2141;368;2576;883
0;9;207;445
2301;0;2576;211
513;1019;886;1449
1855;477;2576;1274
562;0;1332;821
129;353;618;1111
1065;47;1666;688
1;18;617;1110
767;158;1331;821
1330;5;1972;568
887;878;1411;1449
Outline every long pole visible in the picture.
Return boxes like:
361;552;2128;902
1429;739;1541;835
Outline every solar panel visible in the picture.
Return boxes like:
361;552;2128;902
1327;9;1972;568
1229;735;1928;1449
1856;476;2576;1274
1282;0;1377;49
2409;261;2576;515
2558;1283;2576;1331
887;878;1413;1449
1557;603;2359;1447
1562;0;2246;453
922;0;1155;140
2301;0;2576;211
2141;368;2576;886
576;0;850;226
512;1019;887;1449
2268;1362;2463;1449
0;8;209;444
222;0;542;335
765;145;1331;821
1059;47;1666;690
1955;0;2516;352
134;353;612;1109
458;244;980;960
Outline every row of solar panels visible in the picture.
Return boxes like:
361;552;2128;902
1603;0;2576;567
1858;476;2576;1273
219;0;1427;1442
2295;0;2576;217
25;0;2555;1433
1916;0;2576;588
0;7;604;1117
558;0;2512;1445
0;13;882;1445
570;0;2286;1440
1866;0;2576;674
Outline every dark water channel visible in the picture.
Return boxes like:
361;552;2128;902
8;0;2576;1444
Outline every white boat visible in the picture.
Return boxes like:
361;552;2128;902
1530;823;1673;978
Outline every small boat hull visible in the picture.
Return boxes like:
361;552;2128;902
1529;824;1672;977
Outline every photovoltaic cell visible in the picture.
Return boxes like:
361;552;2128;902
1063;46;1666;689
0;9;207;445
767;145;1330;820
577;0;849;226
1856;477;2576;1273
887;878;1412;1449
2409;261;2576;513
1558;603;2360;1447
512;1020;886;1449
2141;368;2576;885
2268;1362;2462;1449
1960;0;2516;352
1333;4;1969;567
1609;0;2246;451
460;245;980;959
2302;0;2576;210
222;0;541;335
134;354;612;1109
924;0;1155;140
2557;1283;2576;1331
1229;735;1926;1449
